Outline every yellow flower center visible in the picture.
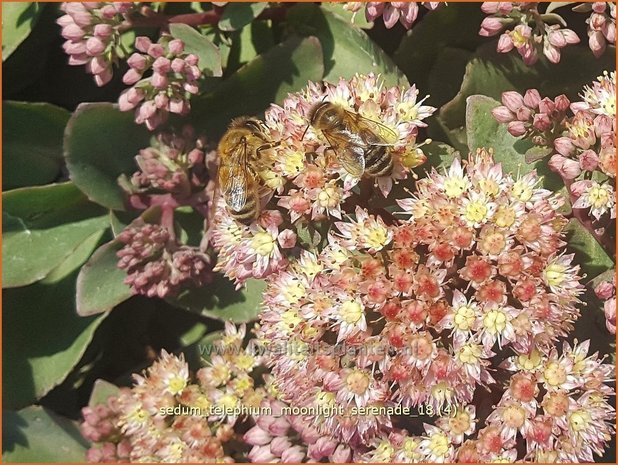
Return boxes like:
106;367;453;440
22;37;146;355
318;185;341;208
458;344;482;364
449;409;471;435
493;205;516;228
483;308;507;334
346;370;370;395
233;353;255;371
340;300;364;324
478;178;500;197
544;263;566;287
588;185;611;209
282;150;305;176
373;441;395;461
568;410;592;432
454;305;476;331
282;279;305;304
280;310;303;332
251;231;275;256
428;432;450;457
444;177;467;198
517;349;542;371
365;225;389;249
167;376;187;395
465;201;488;223
512;180;533;202
217;393;239;409
544;361;567;387
397;102;418;122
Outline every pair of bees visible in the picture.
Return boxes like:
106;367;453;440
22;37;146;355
217;102;399;224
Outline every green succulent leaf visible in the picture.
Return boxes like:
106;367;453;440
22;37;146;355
76;238;132;317
423;141;459;171
218;2;268;32
169;23;222;77
2;2;44;61
3;232;107;409
191;35;324;139
2;406;89;462
440;43;616;130
64;103;153;211
465;95;563;192
168;275;266;323
3;101;70;190
88;379;121;407
2;182;109;288
321;2;374;29
565;219;615;279
287;4;408;87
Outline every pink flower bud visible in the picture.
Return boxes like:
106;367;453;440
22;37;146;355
183;82;199;94
126;87;145;104
520;43;538;65
86;448;103;463
243;426;272;446
64;3;92;27
278;229;296;249
548;154;567;172
152;57;171;73
56;15;74;28
68;53;89;66
480;17;503;37
523;89;541;108
589;30;606;57
497;33;514;52
154;93;169;109
93;23;113;39
148;44;165;58
151;72;168;89
560;157;582;179
562;29;580;44
593;2;608;13
88;56;107;74
548;29;567;48
382;5;401;28
570;179;593;197
502;91;524;112
138;100;157;120
86;37;106;56
538;97;555;115
543;43;561;64
554;94;570;112
268;417;291;436
185;54;199;66
248;445;277;462
366;2;386;21
171;58;185;73
123;68;142;85
128;53;147;71
188;149;204;165
579;149;599;171
604;298;616;334
94;67;113;87
308;437;338;460
185;65;202;81
282;445;306;463
533;113;552;131
554;137;575;156
63;40;86;55
119;92;137;111
516;105;532;121
399;3;419;29
169;98;189;115
330;444;352;463
507;120;526;137
61;24;86;41
135;36;152;53
168;39;185;55
492;105;514;123
100;4;118;19
604;22;615;42
595;281;615;300
591;12;607;29
270;437;292;456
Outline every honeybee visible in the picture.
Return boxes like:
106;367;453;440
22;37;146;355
308;102;399;178
216;117;277;224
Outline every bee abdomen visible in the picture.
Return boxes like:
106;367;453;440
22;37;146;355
229;197;259;224
365;146;393;178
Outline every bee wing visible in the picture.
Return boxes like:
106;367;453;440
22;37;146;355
219;143;252;212
323;130;366;178
347;110;399;146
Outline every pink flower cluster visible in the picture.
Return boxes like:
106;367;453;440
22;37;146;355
344;2;440;29
211;73;435;286
58;2;138;86
584;2;617;57
250;149;614;460
595;275;616;334
479;2;580;65
81;395;132;462
119;35;202;130
493;72;616;222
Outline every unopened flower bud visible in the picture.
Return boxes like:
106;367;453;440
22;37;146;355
533;113;552;131
480;17;503;37
595;281;614;300
523;89;541;108
579;149;599;171
135;36;152;53
502;91;524;112
168;39;185;55
492;105;514;123
554;94;570;112
507;120;526;137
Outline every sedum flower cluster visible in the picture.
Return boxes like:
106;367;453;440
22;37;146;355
493;71;616;223
116;127;215;298
58;2;139;86
211;73;436;286
344;2;441;29
119;35;202;130
252;149;614;461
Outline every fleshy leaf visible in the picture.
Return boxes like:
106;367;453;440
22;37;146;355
168;275;266;323
217;2;268;32
465;95;563;192
2;2;44;61
191;35;324;139
64;103;153;210
287;4;408;86
168;23;222;77
2;406;89;462
2;182;109;288
76;239;132;316
3;233;107;409
565;219;615;279
88;379;120;407
3;101;70;190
